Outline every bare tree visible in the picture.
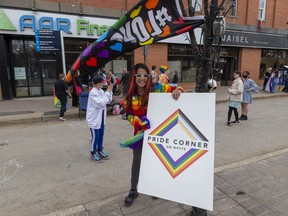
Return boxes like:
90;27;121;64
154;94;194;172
181;0;228;93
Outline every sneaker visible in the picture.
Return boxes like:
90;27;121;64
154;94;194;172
91;152;103;163
232;120;240;124
98;150;110;160
59;117;66;121
227;121;232;126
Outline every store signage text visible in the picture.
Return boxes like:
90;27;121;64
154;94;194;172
19;15;108;36
77;20;108;36
221;34;249;44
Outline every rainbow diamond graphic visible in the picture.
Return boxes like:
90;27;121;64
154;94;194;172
148;109;209;178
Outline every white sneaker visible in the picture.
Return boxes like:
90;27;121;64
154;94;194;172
59;117;66;121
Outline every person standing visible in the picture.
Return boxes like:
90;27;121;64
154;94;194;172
120;68;129;96
227;71;243;126
86;75;113;162
239;71;258;121
263;67;272;91
72;70;83;107
270;70;280;93
54;73;72;121
150;65;158;83
122;63;183;207
172;70;179;84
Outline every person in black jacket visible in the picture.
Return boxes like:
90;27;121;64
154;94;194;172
172;70;179;84
54;73;72;121
120;68;130;96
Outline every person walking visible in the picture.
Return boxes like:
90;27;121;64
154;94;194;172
120;68;129;96
227;71;243;126
239;71;258;121
86;75;113;162
54;73;72;121
122;63;183;207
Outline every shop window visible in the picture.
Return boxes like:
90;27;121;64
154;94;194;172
226;0;237;17
260;49;288;78
11;40;25;60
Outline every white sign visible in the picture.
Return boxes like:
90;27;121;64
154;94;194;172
138;93;215;211
14;67;26;80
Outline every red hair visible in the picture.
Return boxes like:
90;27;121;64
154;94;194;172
125;63;152;110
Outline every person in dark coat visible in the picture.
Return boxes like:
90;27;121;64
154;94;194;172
172;70;179;84
54;73;72;121
120;68;130;96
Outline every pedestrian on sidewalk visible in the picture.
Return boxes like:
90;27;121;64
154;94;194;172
72;70;83;107
86;75;113;163
239;71;258;121
226;71;243;126
54;73;72;121
120;68;129;96
122;63;183;207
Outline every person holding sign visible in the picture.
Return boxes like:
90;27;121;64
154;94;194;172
122;63;183;207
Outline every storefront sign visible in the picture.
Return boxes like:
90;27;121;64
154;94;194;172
221;30;288;49
14;67;26;80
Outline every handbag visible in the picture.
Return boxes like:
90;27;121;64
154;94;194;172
54;96;61;109
73;78;82;96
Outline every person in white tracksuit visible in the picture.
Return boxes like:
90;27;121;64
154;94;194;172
86;75;113;163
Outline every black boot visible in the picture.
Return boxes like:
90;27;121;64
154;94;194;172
190;207;207;216
124;189;139;207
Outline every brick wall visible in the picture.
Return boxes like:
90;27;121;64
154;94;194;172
239;48;262;85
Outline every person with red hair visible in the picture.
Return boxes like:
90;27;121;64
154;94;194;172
123;63;184;207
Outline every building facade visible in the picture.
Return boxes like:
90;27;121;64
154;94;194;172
0;0;287;99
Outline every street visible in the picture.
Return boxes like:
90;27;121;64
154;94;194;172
0;97;287;216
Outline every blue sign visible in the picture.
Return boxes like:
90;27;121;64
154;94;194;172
35;30;61;52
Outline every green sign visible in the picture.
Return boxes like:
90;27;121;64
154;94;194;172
0;9;16;31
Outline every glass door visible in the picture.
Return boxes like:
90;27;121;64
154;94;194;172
40;60;57;95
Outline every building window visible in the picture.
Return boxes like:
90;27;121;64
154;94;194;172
226;0;237;17
258;0;266;20
192;0;202;11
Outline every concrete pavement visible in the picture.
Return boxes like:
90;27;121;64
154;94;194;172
1;88;288;216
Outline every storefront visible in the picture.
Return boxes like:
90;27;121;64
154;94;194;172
0;8;132;99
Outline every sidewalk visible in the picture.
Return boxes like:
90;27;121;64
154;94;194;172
0;87;287;126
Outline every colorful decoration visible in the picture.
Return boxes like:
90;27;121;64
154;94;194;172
119;132;144;148
65;0;205;82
